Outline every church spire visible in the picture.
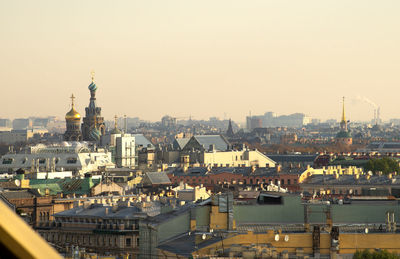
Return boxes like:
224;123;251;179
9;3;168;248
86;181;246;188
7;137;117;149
226;118;234;137
114;115;118;130
340;96;348;132
341;96;346;123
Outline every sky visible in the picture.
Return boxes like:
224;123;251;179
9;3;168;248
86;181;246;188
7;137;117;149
0;0;399;123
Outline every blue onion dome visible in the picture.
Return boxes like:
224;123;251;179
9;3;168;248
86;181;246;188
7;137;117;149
89;127;101;141
88;81;97;92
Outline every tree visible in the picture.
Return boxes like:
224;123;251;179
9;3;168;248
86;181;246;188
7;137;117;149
353;249;400;259
363;157;400;175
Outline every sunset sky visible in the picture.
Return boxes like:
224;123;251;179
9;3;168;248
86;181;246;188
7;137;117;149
1;1;399;123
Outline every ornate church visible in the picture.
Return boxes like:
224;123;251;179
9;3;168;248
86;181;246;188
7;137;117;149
63;72;105;142
64;94;82;141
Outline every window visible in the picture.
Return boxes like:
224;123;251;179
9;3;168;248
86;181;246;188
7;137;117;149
126;238;132;247
287;179;291;185
2;158;13;164
39;158;46;164
67;158;77;164
281;179;285;185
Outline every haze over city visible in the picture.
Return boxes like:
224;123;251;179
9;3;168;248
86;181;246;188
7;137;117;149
1;1;400;122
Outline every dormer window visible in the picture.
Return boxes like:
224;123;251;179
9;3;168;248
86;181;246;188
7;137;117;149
67;158;77;164
2;158;13;164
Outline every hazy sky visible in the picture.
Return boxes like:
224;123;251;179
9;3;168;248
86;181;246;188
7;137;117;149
1;1;399;123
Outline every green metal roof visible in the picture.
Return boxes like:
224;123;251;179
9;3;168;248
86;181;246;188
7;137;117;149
29;178;100;196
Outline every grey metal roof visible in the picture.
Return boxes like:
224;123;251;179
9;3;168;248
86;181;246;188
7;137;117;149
302;174;400;186
158;232;229;256
145;171;172;185
168;167;302;177
1;189;38;199
267;154;318;163
173;138;190;150
132;134;154;148
55;204;147;219
192;135;229;151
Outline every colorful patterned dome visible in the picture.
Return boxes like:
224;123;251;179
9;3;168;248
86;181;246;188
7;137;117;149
89;127;101;141
88;81;97;92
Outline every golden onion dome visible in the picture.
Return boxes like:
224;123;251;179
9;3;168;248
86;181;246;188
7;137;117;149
65;107;81;120
65;94;81;120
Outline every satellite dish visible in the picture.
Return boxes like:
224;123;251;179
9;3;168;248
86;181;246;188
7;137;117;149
14;179;20;187
365;228;369;234
274;234;279;241
284;235;289;242
202;234;206;240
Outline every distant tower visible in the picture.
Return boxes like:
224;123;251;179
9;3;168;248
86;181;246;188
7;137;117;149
64;94;82;141
81;71;105;141
110;115;122;135
340;96;348;132
226;119;234;137
336;97;352;145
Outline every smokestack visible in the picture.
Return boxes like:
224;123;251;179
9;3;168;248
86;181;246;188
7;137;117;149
377;107;380;125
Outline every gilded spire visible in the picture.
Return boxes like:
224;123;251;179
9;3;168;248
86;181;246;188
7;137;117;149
91;70;95;82
341;96;346;123
340;96;348;132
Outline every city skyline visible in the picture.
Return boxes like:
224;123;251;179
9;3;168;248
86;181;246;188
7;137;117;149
1;1;400;122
